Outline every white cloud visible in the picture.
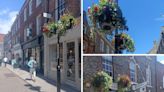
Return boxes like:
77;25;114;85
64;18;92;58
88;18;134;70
0;10;18;34
159;60;164;65
0;9;10;16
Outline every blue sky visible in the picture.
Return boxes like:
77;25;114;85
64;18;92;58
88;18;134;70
84;0;164;54
0;0;24;34
157;56;164;64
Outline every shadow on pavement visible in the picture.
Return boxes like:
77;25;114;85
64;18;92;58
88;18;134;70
24;84;45;92
13;64;80;92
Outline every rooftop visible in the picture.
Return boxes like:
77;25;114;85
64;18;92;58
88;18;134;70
0;34;5;43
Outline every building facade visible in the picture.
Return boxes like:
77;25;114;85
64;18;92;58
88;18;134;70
84;56;164;92
43;0;81;90
3;0;81;90
0;34;5;59
83;11;114;54
3;32;12;62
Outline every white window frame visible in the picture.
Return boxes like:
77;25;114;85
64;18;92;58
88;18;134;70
18;18;20;29
146;65;151;86
29;0;33;15
24;8;27;21
36;14;41;35
36;0;41;7
55;0;65;20
102;57;113;77
130;62;136;82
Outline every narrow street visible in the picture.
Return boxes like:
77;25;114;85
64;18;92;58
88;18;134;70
0;67;39;92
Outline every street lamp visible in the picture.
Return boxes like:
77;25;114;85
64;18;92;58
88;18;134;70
56;30;61;92
43;12;61;92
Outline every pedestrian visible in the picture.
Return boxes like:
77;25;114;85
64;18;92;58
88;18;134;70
3;57;8;67
27;56;37;82
11;55;17;69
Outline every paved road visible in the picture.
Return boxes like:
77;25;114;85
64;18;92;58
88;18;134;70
0;67;40;92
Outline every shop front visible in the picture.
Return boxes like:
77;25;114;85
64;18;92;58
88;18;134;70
22;36;44;74
11;43;23;64
44;24;81;90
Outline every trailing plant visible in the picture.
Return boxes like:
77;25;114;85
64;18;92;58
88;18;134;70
111;33;135;53
60;13;76;30
42;13;76;37
117;75;131;92
88;0;128;31
42;22;58;38
92;71;113;92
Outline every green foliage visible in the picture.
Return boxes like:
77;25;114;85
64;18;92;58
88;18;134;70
121;33;135;52
42;14;76;37
92;71;113;92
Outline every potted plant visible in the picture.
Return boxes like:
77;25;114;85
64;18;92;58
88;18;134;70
92;71;113;92
42;22;58;38
117;75;131;92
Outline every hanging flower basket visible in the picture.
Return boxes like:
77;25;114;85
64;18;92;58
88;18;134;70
42;22;58;38
111;33;135;52
92;71;112;92
42;13;76;37
60;13;76;30
117;75;131;92
88;0;128;31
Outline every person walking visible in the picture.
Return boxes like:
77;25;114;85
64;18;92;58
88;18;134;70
3;57;8;67
11;55;17;69
27;56;37;82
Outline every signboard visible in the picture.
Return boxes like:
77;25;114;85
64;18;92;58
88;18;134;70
43;13;52;19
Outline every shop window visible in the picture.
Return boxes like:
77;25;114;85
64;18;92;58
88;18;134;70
67;42;75;81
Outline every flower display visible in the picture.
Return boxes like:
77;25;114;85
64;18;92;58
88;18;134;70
117;75;131;92
42;13;76;37
88;0;128;31
112;33;135;52
92;71;112;92
42;22;58;37
118;75;131;88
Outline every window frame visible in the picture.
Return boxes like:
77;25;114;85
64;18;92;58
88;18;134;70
29;0;33;15
36;0;41;7
24;8;27;21
129;62;136;82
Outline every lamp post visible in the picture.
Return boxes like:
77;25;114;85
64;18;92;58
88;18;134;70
56;31;61;92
